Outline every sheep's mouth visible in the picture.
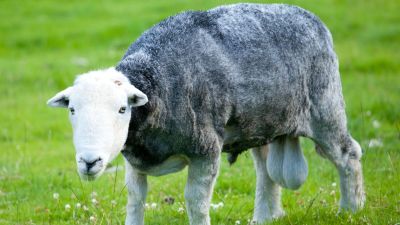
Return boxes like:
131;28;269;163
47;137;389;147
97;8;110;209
78;170;104;181
80;174;99;181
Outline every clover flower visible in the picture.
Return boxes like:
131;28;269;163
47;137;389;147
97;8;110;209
210;202;224;210
53;193;59;200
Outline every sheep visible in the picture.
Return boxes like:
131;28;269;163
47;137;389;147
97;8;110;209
47;3;365;225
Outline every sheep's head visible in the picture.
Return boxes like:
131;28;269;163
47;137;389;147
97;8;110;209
47;68;148;180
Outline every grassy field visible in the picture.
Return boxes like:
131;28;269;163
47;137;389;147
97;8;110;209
0;0;399;224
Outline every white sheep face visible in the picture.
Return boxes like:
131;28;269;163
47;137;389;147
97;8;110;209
47;68;148;180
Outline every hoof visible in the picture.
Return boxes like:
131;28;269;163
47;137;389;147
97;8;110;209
252;209;285;224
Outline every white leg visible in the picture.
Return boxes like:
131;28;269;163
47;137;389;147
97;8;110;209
337;139;365;211
185;154;220;225
251;146;285;224
125;159;148;225
315;136;365;212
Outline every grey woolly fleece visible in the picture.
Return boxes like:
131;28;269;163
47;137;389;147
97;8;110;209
116;3;348;170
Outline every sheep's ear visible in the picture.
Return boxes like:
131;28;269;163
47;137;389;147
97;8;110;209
125;85;148;107
47;87;73;108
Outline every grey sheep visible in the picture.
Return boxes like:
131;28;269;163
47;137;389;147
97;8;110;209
48;3;365;225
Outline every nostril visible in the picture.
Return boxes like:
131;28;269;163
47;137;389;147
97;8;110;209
81;157;102;170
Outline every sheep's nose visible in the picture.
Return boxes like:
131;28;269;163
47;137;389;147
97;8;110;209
77;155;104;176
81;157;102;171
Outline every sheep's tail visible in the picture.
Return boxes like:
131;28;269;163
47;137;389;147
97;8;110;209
267;136;308;190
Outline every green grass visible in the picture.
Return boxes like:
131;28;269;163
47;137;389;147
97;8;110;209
0;0;399;224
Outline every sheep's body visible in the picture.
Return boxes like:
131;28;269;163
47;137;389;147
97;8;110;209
118;3;336;168
76;3;364;224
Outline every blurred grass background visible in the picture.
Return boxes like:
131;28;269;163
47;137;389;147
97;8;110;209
0;0;399;224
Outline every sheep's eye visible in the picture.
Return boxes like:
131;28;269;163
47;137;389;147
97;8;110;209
69;107;75;115
119;106;127;114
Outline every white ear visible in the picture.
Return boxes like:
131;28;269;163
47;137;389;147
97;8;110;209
125;85;148;107
47;87;73;108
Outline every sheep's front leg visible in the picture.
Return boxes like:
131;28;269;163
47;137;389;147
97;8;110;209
185;154;220;225
125;159;148;225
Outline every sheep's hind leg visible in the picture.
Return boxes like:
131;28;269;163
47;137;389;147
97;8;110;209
339;139;365;212
251;146;284;224
314;134;365;212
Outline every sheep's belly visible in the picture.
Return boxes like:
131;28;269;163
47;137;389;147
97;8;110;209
223;125;272;153
141;155;189;176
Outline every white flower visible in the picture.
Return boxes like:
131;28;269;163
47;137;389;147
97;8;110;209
90;192;98;198
53;193;59;200
111;200;117;206
235;220;241;224
330;190;336;196
372;120;380;129
83;205;89;211
145;202;157;209
178;207;185;213
331;182;337;187
91;198;98;205
76;203;82;208
368;139;383;148
89;216;96;222
65;204;71;211
210;202;224;210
